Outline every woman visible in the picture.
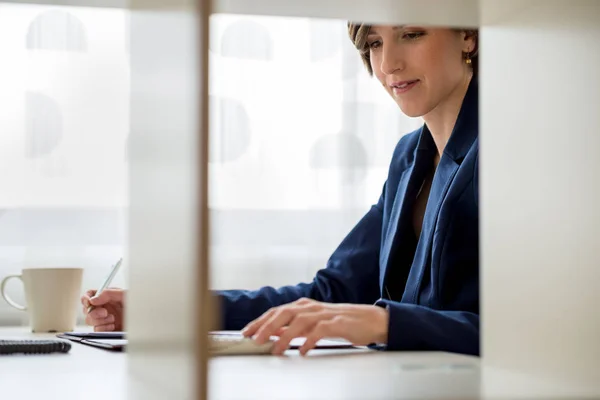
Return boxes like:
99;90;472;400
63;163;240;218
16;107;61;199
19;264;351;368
82;23;480;357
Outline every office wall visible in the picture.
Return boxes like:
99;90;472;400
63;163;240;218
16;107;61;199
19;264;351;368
480;0;600;397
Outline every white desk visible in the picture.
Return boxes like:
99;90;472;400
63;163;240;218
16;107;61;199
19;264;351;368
0;326;127;400
0;326;482;400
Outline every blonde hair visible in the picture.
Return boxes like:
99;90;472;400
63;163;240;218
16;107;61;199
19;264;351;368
347;23;479;76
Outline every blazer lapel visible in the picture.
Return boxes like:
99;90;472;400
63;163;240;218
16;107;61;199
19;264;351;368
379;128;436;294
402;156;459;303
383;78;480;303
401;78;480;304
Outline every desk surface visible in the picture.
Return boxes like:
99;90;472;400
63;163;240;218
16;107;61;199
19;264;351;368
0;326;482;400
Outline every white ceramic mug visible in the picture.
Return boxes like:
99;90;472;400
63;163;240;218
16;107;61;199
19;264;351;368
1;267;83;332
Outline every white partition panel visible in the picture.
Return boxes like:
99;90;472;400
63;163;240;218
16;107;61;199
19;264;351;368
2;0;127;7
214;0;479;27
480;0;600;397
127;0;210;399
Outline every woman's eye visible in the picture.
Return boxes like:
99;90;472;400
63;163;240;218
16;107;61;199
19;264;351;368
368;40;381;49
403;32;425;40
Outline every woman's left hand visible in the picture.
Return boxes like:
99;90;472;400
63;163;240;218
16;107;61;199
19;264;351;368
241;297;389;356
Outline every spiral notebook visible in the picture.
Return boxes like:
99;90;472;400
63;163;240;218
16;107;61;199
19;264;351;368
0;339;72;355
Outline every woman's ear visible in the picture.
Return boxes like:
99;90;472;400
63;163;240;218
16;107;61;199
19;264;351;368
463;30;478;55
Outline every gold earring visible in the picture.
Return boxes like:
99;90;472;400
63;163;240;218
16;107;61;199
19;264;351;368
465;50;472;65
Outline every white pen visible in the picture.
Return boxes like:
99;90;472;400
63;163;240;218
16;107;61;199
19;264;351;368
87;258;123;314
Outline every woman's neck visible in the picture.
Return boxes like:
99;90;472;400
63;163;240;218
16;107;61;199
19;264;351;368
423;74;472;157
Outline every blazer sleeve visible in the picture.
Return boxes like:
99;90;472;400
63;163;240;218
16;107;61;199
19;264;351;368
373;299;480;356
215;187;386;331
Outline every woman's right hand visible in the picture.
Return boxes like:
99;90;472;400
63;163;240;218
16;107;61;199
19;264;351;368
81;288;126;332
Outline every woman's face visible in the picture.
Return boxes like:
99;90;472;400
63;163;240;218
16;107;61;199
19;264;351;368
367;26;474;118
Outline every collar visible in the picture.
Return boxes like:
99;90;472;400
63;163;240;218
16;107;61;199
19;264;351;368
416;78;479;163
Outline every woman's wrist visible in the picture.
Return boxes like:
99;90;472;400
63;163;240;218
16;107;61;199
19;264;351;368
374;304;390;344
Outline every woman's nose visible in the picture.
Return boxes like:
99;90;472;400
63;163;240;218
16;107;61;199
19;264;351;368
380;45;404;75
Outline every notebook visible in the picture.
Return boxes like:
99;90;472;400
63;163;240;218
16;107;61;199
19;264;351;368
56;331;125;351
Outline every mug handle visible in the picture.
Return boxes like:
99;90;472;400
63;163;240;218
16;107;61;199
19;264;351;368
1;275;27;311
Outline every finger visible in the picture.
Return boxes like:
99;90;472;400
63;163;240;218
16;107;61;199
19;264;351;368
254;302;327;345
89;288;123;306
89;307;109;319
299;317;343;356
272;311;336;355
241;308;277;338
94;323;116;332
83;302;95;314
242;299;317;338
81;290;96;308
273;326;288;337
253;307;298;345
244;301;324;340
87;314;115;327
293;297;312;306
85;307;108;325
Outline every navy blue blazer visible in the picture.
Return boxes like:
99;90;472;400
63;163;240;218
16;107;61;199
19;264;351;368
216;79;480;356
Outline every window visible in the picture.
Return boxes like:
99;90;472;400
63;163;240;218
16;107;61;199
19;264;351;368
207;14;423;290
0;4;128;325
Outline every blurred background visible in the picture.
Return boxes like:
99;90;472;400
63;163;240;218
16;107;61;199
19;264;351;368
0;4;422;326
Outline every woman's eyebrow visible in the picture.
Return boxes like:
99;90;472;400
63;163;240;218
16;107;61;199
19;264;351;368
368;25;405;35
